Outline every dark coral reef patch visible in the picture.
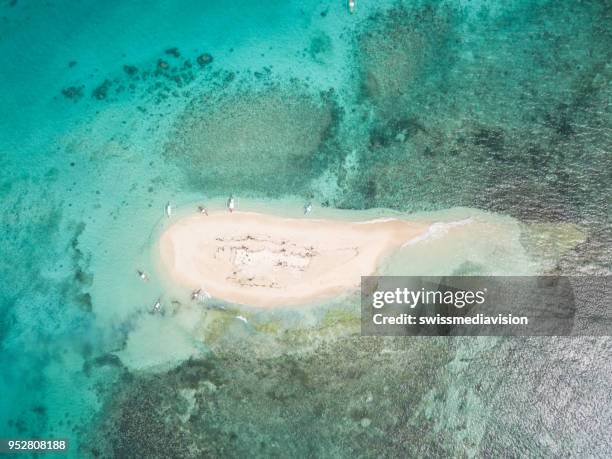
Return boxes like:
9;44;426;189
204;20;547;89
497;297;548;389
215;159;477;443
338;0;612;228
164;86;343;194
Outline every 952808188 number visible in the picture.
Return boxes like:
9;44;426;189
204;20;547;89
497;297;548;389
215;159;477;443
0;439;69;453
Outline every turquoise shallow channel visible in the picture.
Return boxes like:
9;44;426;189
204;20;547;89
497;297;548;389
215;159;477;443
0;0;611;457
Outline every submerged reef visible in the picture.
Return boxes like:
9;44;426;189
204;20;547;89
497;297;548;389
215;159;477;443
331;0;612;232
0;177;101;440
83;335;453;458
356;3;457;117
61;85;84;101
58;46;216;106
164;86;342;194
83;330;612;458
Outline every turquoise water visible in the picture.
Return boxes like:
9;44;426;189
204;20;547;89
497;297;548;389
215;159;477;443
1;0;610;457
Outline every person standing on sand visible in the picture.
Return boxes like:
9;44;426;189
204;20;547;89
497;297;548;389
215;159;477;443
227;195;235;213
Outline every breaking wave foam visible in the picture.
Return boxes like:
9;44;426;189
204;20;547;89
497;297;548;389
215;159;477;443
402;218;474;247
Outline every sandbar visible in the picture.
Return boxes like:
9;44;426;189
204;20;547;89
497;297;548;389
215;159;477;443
156;211;429;307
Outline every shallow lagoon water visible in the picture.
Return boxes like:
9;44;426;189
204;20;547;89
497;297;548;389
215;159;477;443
1;0;611;457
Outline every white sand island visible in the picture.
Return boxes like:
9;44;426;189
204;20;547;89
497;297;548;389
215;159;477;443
156;211;430;307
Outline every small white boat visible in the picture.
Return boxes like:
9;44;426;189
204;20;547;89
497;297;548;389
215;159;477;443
192;288;212;302
235;315;248;324
304;202;312;215
152;298;162;313
137;270;149;281
165;202;172;218
349;0;355;14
